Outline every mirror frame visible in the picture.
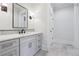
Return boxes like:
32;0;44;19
12;3;28;28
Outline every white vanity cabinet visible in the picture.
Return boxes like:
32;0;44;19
0;33;42;56
0;39;19;56
20;34;42;56
20;35;37;56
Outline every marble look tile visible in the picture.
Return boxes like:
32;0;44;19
47;43;79;56
36;43;79;56
46;47;67;56
0;31;18;35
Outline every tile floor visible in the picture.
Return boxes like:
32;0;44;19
35;43;79;56
35;50;47;56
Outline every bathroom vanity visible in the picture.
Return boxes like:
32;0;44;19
0;32;42;56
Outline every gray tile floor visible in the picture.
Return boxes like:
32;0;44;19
35;42;79;56
35;47;79;56
35;50;48;56
35;49;67;56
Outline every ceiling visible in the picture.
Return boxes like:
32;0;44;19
17;3;79;12
51;3;74;11
19;3;44;12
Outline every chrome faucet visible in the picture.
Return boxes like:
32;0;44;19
19;29;25;34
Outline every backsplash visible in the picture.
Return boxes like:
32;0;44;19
0;29;35;35
0;30;19;35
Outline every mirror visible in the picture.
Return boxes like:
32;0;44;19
12;3;28;28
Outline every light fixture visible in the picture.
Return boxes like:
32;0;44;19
0;3;8;12
29;16;32;20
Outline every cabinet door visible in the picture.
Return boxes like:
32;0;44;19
20;36;37;56
20;39;31;56
0;47;19;56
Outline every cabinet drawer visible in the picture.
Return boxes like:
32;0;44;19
0;39;19;52
0;47;19;56
20;35;36;44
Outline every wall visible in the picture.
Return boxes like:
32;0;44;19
33;4;49;50
0;4;19;35
53;6;74;44
0;3;12;30
73;4;79;48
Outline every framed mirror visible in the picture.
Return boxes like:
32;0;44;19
12;3;28;28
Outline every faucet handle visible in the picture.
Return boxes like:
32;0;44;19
21;29;26;33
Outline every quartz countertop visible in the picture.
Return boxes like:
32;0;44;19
0;32;42;42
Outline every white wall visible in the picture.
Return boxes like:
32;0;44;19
73;4;79;48
33;4;49;50
0;4;12;30
53;6;74;44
